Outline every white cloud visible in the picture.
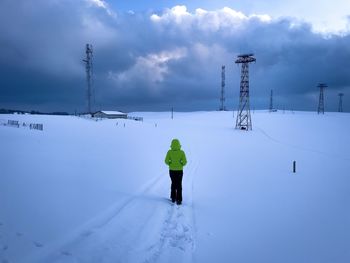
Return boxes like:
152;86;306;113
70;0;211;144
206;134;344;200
251;14;272;22
81;14;116;45
150;4;349;36
251;0;350;35
150;5;192;28
109;48;187;89
150;6;272;32
88;0;107;9
86;0;116;18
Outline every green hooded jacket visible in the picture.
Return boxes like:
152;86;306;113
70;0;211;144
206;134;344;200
165;139;187;171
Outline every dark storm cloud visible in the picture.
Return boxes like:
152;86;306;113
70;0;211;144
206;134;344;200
0;2;349;112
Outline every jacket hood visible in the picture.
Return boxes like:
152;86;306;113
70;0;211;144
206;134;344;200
170;139;181;150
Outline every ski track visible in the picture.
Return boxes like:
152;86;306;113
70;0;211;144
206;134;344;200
35;150;198;263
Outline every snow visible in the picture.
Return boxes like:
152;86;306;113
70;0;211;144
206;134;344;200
98;111;126;115
0;111;349;263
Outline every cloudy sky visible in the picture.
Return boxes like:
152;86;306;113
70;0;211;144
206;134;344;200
1;0;350;112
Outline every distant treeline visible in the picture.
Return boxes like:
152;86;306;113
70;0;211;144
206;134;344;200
0;109;69;116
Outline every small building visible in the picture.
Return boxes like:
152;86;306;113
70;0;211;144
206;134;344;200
93;111;127;119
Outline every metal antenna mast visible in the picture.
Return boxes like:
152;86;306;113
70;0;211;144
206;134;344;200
269;89;273;112
235;54;256;130
83;44;93;114
338;93;344;112
220;65;226;111
317;83;327;114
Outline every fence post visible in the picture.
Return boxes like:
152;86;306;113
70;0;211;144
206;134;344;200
293;161;296;173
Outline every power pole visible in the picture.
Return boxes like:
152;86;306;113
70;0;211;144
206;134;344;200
317;83;327;114
269;89;273;112
235;54;256;130
83;44;93;114
338;93;344;112
171;107;174;119
220;65;226;111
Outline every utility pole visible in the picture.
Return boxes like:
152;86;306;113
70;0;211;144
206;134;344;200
171;107;174;119
338;93;344;112
269;89;273;112
317;83;327;114
220;65;226;111
83;44;93;114
235;54;256;130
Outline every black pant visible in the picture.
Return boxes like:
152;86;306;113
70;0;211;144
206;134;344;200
169;170;183;202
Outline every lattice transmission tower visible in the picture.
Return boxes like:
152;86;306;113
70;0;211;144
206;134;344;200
235;54;256;130
317;83;327;114
83;44;93;114
338;93;344;112
219;65;226;111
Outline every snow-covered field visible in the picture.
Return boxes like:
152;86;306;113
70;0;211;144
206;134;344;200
0;111;349;263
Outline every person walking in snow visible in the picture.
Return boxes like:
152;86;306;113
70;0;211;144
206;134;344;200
164;139;187;205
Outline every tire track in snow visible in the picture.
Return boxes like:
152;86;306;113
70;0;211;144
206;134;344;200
32;149;199;263
89;172;166;230
29;169;168;263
